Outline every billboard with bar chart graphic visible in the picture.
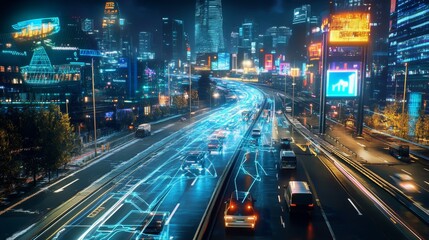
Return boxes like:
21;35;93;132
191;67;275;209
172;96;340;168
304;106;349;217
326;70;358;97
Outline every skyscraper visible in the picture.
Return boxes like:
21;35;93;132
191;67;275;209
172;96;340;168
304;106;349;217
195;0;225;56
101;1;120;53
138;32;154;60
289;4;319;64
162;18;186;63
388;0;429;108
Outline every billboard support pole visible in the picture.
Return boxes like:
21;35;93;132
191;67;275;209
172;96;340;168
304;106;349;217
356;46;367;136
319;31;328;135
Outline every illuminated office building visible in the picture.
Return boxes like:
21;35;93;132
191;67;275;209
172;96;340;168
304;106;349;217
388;0;429;109
162;18;186;64
239;20;257;49
289;5;319;64
101;1;120;53
139;32;154;60
195;0;225;56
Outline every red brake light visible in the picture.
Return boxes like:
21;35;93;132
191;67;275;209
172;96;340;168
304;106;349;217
308;203;314;207
290;203;297;207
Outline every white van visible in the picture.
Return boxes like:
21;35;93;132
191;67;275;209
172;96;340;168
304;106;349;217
135;123;151;138
284;181;314;214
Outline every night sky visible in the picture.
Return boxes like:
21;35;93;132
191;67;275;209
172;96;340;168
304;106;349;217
0;0;328;39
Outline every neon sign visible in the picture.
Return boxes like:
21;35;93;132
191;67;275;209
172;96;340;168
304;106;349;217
326;70;358;97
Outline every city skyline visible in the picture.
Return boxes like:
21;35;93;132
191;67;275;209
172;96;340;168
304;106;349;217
0;0;328;37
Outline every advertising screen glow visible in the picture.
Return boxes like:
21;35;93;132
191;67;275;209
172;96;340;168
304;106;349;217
326;70;358;97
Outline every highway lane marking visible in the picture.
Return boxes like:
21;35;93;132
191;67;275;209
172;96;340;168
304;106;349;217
356;142;366;148
348;198;363;215
191;177;198;186
54;179;79;193
165;203;180;225
400;169;412;175
280;216;285;228
277;195;281;203
424;168;429;172
153;123;175;134
6;223;36;240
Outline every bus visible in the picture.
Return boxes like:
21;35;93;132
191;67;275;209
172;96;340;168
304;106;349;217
388;144;410;162
279;150;297;169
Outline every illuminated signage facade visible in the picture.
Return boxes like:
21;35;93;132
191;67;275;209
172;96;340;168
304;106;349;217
12;17;60;41
329;12;370;45
279;63;290;75
211;53;230;70
308;43;322;60
326;70;358;97
264;54;273;71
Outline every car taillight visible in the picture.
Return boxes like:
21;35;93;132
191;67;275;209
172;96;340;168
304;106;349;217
224;216;233;220
290;203;297;207
247;215;257;220
308;203;314;207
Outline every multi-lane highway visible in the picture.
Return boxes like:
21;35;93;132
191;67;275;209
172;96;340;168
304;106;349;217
1;80;428;240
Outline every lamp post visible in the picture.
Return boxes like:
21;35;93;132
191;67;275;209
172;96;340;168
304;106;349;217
65;98;69;115
167;63;171;106
212;92;219;107
91;58;97;157
189;63;192;119
284;75;287;104
402;63;408;114
291;68;300;120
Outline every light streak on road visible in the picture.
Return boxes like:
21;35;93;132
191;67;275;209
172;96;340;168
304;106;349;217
332;159;423;239
348;198;363;215
165;203;180;225
54;179;79;193
153;123;175;134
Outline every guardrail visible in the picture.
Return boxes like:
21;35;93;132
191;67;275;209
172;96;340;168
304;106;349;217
286;114;429;226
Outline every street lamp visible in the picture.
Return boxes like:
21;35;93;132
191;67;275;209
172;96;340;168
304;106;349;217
167;63;172;106
65;98;69;115
189;63;192;119
291;68;300;119
213;92;220;107
91;58;97;157
402;63;408;114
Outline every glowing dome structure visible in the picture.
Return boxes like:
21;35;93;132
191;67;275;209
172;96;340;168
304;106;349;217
20;46;81;85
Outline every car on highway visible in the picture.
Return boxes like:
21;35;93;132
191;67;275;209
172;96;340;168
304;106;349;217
390;173;418;193
224;191;257;229
181;151;206;172
280;138;291;150
207;138;223;154
212;129;228;139
138;211;170;239
251;128;261;137
284;181;314;214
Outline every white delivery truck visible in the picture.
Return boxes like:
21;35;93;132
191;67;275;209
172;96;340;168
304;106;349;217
135;123;151;138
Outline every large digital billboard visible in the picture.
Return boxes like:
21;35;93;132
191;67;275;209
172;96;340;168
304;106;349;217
211;52;230;70
326;70;358;97
329;12;370;45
